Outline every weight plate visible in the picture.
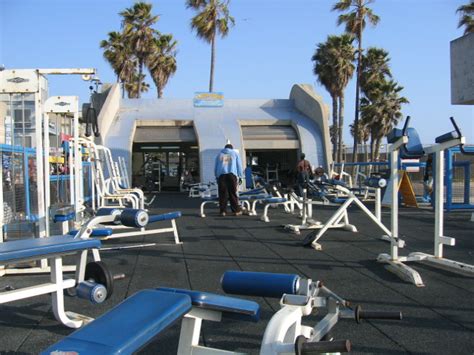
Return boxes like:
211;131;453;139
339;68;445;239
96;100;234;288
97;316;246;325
85;261;114;299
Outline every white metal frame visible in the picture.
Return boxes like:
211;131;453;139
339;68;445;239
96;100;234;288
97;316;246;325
176;277;369;355
378;130;474;286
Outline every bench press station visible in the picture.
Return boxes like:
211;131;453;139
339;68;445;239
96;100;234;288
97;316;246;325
42;271;402;354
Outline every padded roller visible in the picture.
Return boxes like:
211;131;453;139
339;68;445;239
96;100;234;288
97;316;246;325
364;177;387;188
76;281;107;304
96;208;122;225
120;209;149;228
221;271;300;298
435;131;459;144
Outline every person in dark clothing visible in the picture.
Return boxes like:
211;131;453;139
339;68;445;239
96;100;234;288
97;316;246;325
214;144;243;216
296;153;312;196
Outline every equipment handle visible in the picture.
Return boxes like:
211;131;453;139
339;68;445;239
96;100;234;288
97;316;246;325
355;305;402;323
402;116;411;135
449;116;462;137
295;336;351;354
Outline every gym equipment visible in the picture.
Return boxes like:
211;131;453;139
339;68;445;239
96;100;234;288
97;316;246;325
284;183;358;236
0;68;96;276
69;207;182;245
377;117;474;287
302;177;390;250
0;214;119;328
199;186;269;217
42;271;402;354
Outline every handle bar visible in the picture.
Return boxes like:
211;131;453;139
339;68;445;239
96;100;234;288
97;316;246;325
355;305;402;323
448;117;474;155
402;116;411;136
295;336;351;354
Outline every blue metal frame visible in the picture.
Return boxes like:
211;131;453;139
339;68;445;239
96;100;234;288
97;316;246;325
443;146;473;211
1;144;37;221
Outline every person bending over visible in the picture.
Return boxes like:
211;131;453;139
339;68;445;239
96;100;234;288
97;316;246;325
215;144;243;216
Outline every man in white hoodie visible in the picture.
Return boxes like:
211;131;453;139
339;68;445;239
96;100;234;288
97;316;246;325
214;144;243;216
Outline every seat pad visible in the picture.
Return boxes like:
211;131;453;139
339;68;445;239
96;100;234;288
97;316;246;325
0;236;101;263
41;290;192;355
157;287;260;322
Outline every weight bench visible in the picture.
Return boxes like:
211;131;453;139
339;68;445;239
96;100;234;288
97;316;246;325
85;208;182;244
0;236;104;328
42;270;401;354
42;287;260;354
41;290;192;355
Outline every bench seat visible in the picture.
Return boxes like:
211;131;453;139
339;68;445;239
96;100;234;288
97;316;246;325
148;211;182;223
53;212;76;222
157;287;260;322
68;228;114;237
41;290;192;355
0;236;101;263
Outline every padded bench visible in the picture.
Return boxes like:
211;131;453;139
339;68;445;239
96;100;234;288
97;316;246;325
0;235;103;328
41;290;192;355
0;236;100;264
157;287;260;322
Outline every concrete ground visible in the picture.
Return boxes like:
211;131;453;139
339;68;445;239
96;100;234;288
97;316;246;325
1;193;473;354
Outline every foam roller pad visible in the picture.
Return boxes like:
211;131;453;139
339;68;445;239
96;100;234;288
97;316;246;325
365;177;387;188
96;208;122;225
221;271;299;298
120;209;149;228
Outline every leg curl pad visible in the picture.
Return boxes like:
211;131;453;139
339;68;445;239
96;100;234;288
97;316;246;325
221;271;300;298
96;208;123;225
120;209;149;228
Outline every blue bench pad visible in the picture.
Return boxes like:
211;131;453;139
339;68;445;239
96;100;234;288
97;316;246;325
148;211;182;223
240;187;266;196
53;212;76;222
0;236;101;263
68;228;114;237
265;197;287;203
157;287;260;323
240;194;272;200
41;290;192;355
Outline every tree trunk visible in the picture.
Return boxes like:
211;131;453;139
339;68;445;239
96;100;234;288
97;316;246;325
331;94;338;162
157;83;163;98
209;34;215;92
370;135;376;162
364;140;369;162
338;94;345;163
374;136;382;161
137;59;143;99
351;26;363;163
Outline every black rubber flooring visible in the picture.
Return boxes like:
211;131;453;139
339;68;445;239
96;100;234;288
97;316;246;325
1;193;473;354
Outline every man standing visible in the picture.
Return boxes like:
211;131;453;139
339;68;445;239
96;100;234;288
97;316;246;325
215;143;243;216
296;153;312;196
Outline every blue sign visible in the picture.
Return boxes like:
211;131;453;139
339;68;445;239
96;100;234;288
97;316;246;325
193;92;224;107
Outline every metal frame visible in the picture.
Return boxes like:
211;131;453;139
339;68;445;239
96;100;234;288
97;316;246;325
378;118;474;287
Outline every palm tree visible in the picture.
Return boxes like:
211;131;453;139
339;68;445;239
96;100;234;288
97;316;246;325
360;80;408;161
457;1;474;35
186;0;235;92
125;73;150;98
120;2;159;98
100;31;137;97
333;0;380;162
312;34;355;162
360;47;392;91
147;33;178;98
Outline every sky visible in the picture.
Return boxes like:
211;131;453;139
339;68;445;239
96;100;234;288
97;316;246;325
1;0;473;145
